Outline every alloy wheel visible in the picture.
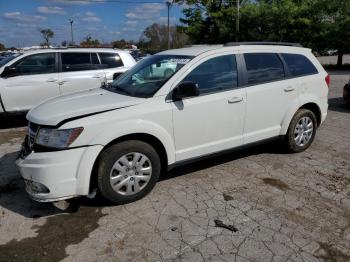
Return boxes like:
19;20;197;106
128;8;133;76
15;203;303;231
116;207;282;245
109;152;152;195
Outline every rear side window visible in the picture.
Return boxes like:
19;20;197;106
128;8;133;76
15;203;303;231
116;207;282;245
244;53;285;85
61;52;101;72
182;55;238;95
281;53;318;77
99;53;123;68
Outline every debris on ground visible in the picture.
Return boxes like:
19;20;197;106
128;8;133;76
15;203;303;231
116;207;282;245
214;219;238;232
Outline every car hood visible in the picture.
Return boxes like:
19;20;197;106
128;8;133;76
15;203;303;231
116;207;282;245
27;88;145;126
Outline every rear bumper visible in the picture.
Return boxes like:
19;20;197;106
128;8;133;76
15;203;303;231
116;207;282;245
16;145;102;202
321;103;328;124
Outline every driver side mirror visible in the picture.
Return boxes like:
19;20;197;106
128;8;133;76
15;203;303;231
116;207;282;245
1;66;18;78
172;81;199;101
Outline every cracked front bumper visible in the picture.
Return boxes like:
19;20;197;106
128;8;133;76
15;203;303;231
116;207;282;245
16;145;102;202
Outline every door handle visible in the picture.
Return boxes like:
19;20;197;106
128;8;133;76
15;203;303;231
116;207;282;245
284;86;295;92
58;80;67;85
46;78;57;82
92;75;103;78
228;97;243;104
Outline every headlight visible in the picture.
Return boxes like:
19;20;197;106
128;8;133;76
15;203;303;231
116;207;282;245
35;127;84;149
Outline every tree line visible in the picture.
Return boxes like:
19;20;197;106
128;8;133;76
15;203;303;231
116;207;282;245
177;0;350;66
1;0;349;66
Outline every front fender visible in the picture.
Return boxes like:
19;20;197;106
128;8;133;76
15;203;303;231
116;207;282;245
89;119;176;165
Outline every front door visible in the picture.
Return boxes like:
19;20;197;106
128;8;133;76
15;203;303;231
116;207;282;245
0;52;60;111
172;54;246;162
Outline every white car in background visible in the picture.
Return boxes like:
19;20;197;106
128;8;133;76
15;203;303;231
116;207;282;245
0;48;135;114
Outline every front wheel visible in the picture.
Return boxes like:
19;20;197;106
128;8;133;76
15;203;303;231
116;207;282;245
285;109;317;153
97;140;161;204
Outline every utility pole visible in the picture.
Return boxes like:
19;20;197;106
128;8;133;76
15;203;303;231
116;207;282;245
69;19;74;46
236;0;240;42
166;1;172;49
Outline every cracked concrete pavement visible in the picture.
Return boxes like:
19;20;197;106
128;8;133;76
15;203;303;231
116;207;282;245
0;71;349;262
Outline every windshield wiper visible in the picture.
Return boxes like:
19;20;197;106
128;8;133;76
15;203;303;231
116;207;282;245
109;84;131;96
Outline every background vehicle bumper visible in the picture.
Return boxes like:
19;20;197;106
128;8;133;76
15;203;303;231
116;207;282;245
16;145;102;202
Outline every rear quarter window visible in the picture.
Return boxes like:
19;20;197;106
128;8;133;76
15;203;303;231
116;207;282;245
99;53;124;68
281;53;318;77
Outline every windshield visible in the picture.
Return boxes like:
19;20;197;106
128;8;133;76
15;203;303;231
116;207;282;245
0;54;22;68
108;54;193;98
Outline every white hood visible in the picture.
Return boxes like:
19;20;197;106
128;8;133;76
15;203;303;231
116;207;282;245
27;88;145;126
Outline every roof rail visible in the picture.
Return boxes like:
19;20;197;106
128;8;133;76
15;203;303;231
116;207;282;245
224;42;303;47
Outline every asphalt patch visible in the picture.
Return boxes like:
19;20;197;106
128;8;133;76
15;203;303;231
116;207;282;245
315;242;350;262
222;193;234;201
262;177;290;191
0;179;19;197
0;206;105;262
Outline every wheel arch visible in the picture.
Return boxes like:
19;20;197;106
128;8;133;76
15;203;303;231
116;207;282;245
88;133;169;194
281;99;323;135
299;102;322;127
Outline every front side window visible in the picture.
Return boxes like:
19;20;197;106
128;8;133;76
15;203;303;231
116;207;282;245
108;55;193;98
61;52;100;72
281;53;318;77
182;55;238;94
13;53;56;75
244;53;285;85
99;53;123;68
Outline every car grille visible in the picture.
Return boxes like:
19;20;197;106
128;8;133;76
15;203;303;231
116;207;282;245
28;122;39;149
18;122;42;159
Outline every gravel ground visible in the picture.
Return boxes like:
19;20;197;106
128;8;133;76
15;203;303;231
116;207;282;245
0;71;349;262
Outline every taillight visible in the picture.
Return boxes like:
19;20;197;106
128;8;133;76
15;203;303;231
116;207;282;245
325;75;330;88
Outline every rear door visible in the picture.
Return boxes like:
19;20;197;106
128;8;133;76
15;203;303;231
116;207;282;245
242;52;299;144
0;52;60;111
58;52;106;95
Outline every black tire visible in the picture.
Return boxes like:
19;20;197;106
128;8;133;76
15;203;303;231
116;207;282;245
285;109;317;153
97;140;161;204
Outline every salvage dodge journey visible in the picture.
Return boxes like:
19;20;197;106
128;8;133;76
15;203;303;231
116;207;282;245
17;43;329;204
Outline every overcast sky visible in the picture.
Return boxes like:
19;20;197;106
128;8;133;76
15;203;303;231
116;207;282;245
0;0;183;47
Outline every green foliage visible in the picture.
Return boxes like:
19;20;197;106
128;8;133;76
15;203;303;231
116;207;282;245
177;0;350;65
80;34;100;47
0;42;5;51
140;23;190;53
111;39;129;49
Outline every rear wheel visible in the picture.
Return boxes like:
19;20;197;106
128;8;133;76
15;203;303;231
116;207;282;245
285;109;317;153
97;140;161;204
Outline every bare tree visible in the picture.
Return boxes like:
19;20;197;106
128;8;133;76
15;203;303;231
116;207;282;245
39;29;54;47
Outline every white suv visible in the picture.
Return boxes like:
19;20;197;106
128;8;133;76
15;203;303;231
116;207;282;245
0;48;135;114
17;43;329;204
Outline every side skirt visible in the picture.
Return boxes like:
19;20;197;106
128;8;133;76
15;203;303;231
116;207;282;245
167;136;284;171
